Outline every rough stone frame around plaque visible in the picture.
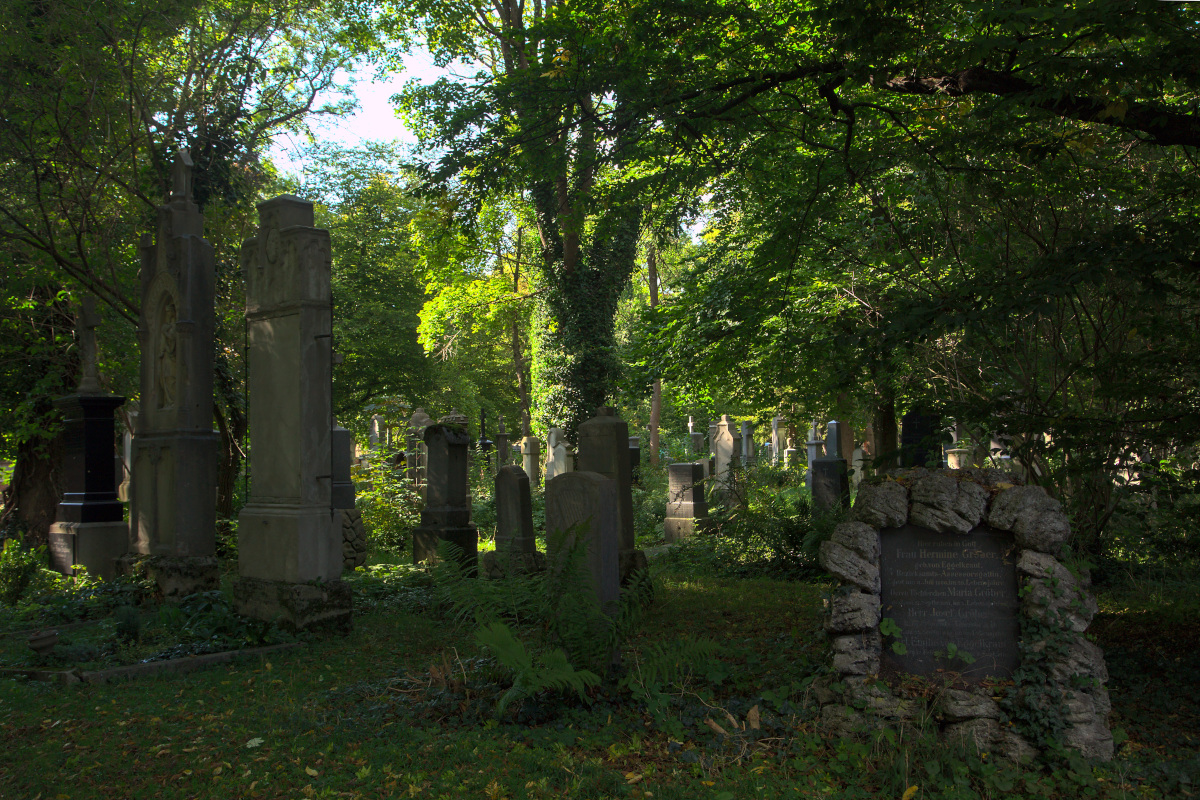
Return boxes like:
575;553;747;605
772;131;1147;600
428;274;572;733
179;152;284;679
816;467;1114;761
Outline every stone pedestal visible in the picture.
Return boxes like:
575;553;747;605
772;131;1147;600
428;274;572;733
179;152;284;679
49;393;126;579
235;194;348;631
412;415;478;574
576;407;645;585
946;447;973;470
664;462;708;542
129;151;219;596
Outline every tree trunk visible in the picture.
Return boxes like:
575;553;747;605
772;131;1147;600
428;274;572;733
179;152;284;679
1;431;64;547
647;239;660;466
872;396;898;472
511;227;532;423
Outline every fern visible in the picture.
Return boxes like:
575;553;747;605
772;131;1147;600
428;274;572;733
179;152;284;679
475;619;600;716
621;637;722;702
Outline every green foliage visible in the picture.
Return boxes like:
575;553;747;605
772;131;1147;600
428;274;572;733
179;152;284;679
113;605;142;643
154;591;292;655
474;619;600;717
354;453;422;557
0;539;44;605
709;465;844;575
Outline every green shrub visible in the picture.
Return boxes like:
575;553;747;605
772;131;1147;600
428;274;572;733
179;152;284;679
354;450;423;556
0;538;47;605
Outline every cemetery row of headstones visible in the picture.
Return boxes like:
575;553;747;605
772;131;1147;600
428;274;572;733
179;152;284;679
49;152;354;631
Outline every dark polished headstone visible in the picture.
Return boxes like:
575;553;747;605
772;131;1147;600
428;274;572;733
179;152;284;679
901;409;941;468
879;524;1020;680
54;394;125;523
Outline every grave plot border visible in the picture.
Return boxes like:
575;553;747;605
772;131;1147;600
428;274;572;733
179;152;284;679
816;467;1113;761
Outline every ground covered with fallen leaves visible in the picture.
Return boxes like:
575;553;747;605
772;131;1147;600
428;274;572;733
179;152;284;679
2;557;1198;800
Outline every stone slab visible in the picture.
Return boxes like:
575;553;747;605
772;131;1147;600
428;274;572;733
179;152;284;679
879;524;1020;680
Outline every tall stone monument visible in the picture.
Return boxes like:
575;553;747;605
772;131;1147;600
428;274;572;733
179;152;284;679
127;151;219;595
235;194;349;631
48;297;127;580
664;462;708;541
770;416;786;466
739;421;756;466
411;411;478;574
576;407;647;585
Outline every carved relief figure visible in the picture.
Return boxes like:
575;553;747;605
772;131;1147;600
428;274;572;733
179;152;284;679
157;297;178;409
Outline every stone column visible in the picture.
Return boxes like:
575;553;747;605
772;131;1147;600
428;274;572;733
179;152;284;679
664;463;708;542
126;151;219;595
368;414;382;449
48;305;127;581
412;412;478;573
576;407;646;585
811;420;851;512
333;424;366;571
545;471;620;618
235;194;349;632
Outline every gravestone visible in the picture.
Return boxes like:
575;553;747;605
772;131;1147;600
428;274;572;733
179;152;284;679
412;412;478;574
629;436;641;485
740;421;755;466
664;462;708;541
783;436;798;470
770;416;786;466
48;298;126;580
118;410;136;502
520;416;541;487
901;408;941;468
545;471;620;618
811;420;850;512
851;446;867;490
805;422;824;489
406;408;433;486
127;151;219;595
368;414;383;449
545;427;573;481
482;464;543;577
234;194;350;632
576;407;646;585
711;415;740;495
818;471;1113;761
333;424;366;571
879;524;1020;678
688;416;705;455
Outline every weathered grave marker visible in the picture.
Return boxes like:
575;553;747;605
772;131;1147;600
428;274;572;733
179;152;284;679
412;412;478;574
664;462;708;542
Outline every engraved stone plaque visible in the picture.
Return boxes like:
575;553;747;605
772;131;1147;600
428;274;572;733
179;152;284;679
879;524;1020;680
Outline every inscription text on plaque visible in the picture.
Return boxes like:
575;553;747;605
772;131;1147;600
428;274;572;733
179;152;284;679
880;524;1020;680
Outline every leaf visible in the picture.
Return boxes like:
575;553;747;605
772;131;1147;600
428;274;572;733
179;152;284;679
747;705;760;730
902;786;919;800
704;718;727;735
244;737;264;749
305;766;319;777
625;772;643;784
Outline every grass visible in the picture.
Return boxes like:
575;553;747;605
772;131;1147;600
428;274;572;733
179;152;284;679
1;546;1199;799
